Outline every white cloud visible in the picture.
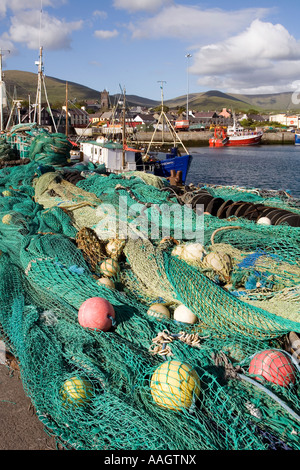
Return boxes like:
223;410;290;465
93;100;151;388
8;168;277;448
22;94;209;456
190;19;300;93
94;29;119;40
0;0;59;17
93;10;108;19
0;34;16;56
113;0;172;13
8;10;83;50
130;5;269;40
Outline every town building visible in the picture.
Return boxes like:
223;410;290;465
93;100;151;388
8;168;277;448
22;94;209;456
269;113;300;127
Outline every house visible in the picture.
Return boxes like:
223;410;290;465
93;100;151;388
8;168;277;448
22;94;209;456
61;106;90;128
132;113;155;126
88;112;104;124
194;111;219;120
21;106;56;130
219;108;232;118
85;100;101;112
269;113;300;127
247;114;266;122
100;111;114;122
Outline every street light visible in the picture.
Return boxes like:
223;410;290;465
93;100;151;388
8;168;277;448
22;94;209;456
185;53;192;122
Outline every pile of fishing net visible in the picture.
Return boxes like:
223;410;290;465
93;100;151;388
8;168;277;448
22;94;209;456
28;130;72;167
0;139;19;162
0;132;299;450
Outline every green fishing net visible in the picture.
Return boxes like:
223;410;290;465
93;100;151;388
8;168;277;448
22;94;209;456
0;129;299;450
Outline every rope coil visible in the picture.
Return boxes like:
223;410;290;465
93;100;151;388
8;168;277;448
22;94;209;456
149;329;204;359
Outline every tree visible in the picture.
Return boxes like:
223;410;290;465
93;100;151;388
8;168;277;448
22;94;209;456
176;106;186;116
153;104;169;113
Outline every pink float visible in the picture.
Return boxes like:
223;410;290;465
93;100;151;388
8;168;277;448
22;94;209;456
78;297;115;332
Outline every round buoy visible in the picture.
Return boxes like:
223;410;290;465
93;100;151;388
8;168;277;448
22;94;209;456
171;243;206;263
173;304;198;324
100;258;120;277
147;303;170;321
78;297;115;331
150;360;201;412
97;277;115;289
203;251;232;280
105;239;125;259
2;214;13;225
249;349;296;387
2;190;12;197
61;376;93;406
257;216;271;226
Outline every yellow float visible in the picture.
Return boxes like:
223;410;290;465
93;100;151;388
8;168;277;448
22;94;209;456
105;238;126;259
100;258;120;277
2;190;12;197
150;360;201;412
2;214;13;225
147;303;170;321
97;277;115;289
61;376;93;407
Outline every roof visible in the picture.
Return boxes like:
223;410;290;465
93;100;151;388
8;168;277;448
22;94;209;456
194;111;219;118
83;140;123;150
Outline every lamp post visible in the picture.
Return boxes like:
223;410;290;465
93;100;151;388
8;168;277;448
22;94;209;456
185;53;192;123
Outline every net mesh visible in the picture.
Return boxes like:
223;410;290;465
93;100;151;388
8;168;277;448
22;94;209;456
0;129;299;450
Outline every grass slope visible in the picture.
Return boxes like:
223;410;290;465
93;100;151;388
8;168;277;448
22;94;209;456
3;70;300;113
3;70;160;108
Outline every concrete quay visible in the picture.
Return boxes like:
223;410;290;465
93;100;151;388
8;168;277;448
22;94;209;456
135;130;296;147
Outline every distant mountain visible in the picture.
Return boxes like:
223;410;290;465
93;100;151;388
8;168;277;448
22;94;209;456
165;90;250;112
3;70;160;108
2;70;299;113
231;92;297;113
165;89;300;113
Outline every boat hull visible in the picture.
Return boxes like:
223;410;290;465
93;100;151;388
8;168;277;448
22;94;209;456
153;154;192;183
209;133;263;147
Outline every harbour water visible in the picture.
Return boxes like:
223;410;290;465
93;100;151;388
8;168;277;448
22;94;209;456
186;145;300;198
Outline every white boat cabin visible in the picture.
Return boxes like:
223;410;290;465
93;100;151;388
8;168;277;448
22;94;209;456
80;137;139;172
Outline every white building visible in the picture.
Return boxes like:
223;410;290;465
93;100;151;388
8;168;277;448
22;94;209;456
269;113;300;127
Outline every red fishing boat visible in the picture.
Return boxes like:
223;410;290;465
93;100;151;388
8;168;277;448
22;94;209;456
209;120;263;147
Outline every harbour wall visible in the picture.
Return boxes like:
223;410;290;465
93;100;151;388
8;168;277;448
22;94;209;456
135;131;296;147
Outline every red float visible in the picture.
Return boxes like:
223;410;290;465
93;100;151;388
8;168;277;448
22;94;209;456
249;349;296;387
78;297;115;332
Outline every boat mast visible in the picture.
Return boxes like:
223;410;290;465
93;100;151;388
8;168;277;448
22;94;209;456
33;46;57;132
159;80;166;143
0;49;10;132
185;53;192;123
35;46;43;126
145;81;189;156
65;81;68;137
120;85;126;169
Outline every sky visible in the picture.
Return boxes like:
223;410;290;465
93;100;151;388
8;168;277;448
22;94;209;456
1;0;300;101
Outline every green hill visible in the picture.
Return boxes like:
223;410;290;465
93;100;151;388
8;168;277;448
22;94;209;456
4;70;100;104
165;89;300;113
2;70;300;113
231;92;298;113
3;70;159;108
165;90;255;112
